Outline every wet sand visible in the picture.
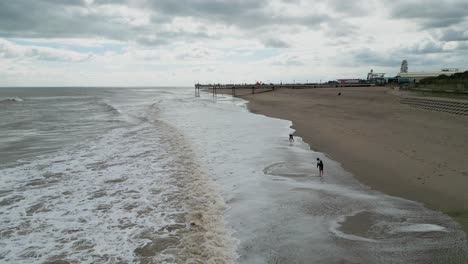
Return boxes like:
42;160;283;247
219;87;468;234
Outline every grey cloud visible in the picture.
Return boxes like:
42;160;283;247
281;0;301;3
389;0;468;28
0;39;92;62
28;49;92;62
0;0;220;47
136;31;215;46
262;38;290;48
145;0;268;18
0;0;332;49
146;0;330;29
136;36;169;46
322;19;361;48
347;47;444;71
439;29;468;41
272;55;304;66
350;49;402;67
44;0;86;5
455;41;468;50
327;0;370;16
403;40;445;54
323;20;357;39
93;0;129;4
175;50;210;60
422;17;466;29
0;1;132;39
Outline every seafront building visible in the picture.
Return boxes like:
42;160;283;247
196;61;464;90
398;68;460;83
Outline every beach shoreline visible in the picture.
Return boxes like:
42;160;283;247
216;87;468;234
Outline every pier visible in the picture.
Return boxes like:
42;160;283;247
194;83;344;97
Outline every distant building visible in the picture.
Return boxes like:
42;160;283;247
336;79;371;87
398;68;460;83
367;69;385;80
367;69;386;85
337;79;360;84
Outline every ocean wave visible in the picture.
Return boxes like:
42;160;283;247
0;115;237;263
0;97;24;103
99;100;121;114
28;95;93;100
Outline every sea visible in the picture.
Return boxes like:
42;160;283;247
0;87;467;264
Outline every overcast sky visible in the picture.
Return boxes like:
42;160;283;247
1;0;467;86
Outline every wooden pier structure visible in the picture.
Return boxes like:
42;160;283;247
194;83;342;97
195;83;275;97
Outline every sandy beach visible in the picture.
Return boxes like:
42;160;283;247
220;87;468;233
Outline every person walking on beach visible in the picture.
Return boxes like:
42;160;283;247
289;133;294;142
317;158;324;176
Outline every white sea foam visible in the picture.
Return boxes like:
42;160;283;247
158;90;468;263
396;224;447;233
27;95;93;101
0;97;24;102
0;92;237;263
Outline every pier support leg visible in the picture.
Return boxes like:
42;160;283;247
195;84;200;97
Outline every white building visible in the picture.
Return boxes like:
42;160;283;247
398;68;460;82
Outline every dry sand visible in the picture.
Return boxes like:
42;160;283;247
220;87;468;232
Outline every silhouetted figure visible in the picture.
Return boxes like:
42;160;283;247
289;134;294;142
338;92;341;96
316;158;324;176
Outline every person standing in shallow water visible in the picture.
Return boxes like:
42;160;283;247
289;133;294;142
317;158;324;176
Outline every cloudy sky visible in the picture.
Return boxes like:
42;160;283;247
1;0;467;86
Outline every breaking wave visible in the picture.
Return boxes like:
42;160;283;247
0;97;24;103
0;102;237;263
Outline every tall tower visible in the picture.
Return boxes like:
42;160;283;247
400;60;408;73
